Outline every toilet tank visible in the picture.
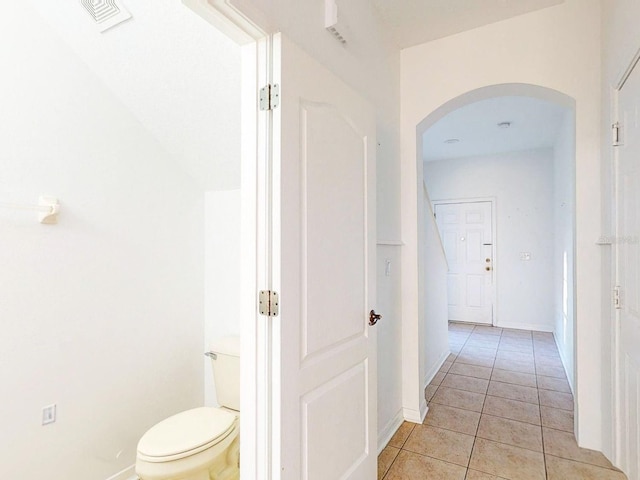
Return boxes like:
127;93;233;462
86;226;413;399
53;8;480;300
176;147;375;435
209;336;240;411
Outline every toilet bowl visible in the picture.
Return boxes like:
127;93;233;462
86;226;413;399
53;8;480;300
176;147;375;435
136;407;239;480
136;337;240;480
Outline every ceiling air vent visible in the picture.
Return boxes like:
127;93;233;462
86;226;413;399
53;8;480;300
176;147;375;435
80;0;132;33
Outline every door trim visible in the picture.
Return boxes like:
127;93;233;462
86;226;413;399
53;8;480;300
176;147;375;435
181;2;271;479
432;197;497;327
610;45;640;472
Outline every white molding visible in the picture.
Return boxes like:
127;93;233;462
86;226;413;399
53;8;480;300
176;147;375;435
104;465;136;480
553;331;575;395
377;408;405;454
402;405;425;424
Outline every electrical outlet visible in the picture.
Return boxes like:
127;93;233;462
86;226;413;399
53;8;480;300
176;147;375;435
42;404;56;425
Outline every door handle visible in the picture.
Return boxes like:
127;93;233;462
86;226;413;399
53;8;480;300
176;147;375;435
369;310;382;326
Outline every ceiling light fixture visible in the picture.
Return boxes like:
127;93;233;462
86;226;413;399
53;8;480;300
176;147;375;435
444;138;460;144
498;121;512;129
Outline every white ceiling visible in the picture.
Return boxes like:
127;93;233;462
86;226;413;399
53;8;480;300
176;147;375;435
422;96;569;162
370;0;565;48
28;0;242;191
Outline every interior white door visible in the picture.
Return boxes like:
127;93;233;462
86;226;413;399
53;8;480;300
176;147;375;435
434;201;493;325
271;34;377;480
614;58;640;480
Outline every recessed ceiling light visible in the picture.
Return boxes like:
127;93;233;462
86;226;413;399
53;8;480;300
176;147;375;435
444;138;460;144
498;121;512;129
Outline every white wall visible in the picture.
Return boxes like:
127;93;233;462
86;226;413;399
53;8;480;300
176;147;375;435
600;0;640;465
425;149;556;331
376;247;403;450
204;190;242;407
553;112;576;391
401;0;602;449
0;3;241;479
422;186;450;390
0;4;205;478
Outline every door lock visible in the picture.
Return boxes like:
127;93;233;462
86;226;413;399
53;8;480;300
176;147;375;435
369;310;382;326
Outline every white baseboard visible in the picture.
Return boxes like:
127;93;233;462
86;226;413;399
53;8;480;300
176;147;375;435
402;403;427;424
552;332;575;395
377;408;405;454
423;349;450;388
105;465;137;480
497;321;554;332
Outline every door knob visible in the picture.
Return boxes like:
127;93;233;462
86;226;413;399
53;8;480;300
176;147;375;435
369;310;382;326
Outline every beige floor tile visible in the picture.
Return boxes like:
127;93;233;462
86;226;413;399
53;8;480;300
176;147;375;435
483;395;541;425
494;357;536;374
536;375;571;393
466;469;509;479
499;336;533;347
501;328;532;339
450;344;463;354
536;364;566;378
487;380;539;404
450;322;475;332
425;384;438;402
535;356;564;370
442;373;489;394
424;403;481;435
430;372;445;386
431;386;486;413
542;427;616;469
377;445;400;480
456;348;496;368
466;337;500;349
449;362;493;380
477;414;543;452
439;360;453;373
469;438;545;480
404;424;475;467
495;350;535;364
538;389;573;411
491;368;537;387
388;421;415;448
447;353;458;362
498;342;534;353
545;454;628;480
473;325;503;336
383;449;467;480
540;406;574;432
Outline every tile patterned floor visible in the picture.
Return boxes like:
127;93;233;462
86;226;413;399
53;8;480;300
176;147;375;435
378;322;628;480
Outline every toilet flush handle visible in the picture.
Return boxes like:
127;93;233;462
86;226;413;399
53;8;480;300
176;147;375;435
204;352;217;360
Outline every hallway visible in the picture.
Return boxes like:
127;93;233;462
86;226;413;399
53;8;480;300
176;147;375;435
378;323;627;480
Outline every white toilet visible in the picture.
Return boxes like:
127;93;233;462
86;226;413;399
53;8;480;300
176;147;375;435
135;337;240;480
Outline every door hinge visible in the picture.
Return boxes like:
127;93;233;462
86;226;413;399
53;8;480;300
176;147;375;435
259;290;279;317
612;122;622;147
614;286;622;309
259;84;280;111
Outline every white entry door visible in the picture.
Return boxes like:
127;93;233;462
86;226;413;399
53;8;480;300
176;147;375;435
434;201;494;325
271;34;377;480
613;56;640;479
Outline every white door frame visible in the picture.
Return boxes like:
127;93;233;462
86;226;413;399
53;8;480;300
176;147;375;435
611;44;640;473
432;197;497;326
181;2;272;478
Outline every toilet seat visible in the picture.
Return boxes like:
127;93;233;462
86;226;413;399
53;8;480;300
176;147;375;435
137;407;237;463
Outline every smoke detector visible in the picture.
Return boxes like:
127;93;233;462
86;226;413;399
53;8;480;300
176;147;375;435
80;0;132;33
